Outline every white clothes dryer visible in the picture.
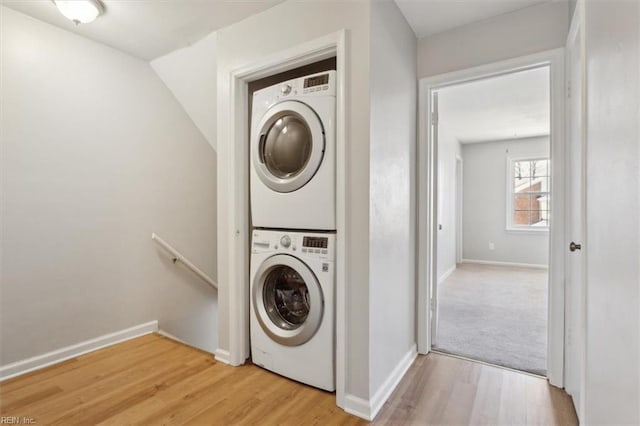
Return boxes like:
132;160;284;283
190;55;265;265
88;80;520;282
250;71;336;230
250;229;335;391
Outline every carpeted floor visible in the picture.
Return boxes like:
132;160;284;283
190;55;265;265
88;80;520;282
433;263;548;376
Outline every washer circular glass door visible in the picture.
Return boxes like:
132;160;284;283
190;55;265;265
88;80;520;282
253;101;325;193
253;254;324;346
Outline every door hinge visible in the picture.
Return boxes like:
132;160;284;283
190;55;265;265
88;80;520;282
567;81;571;99
430;298;435;311
431;111;438;126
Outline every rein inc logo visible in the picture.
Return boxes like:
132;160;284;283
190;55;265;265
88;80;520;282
0;417;35;424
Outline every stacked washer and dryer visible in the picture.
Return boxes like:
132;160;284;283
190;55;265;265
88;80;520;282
249;71;337;391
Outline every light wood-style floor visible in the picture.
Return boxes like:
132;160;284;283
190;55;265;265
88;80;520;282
0;334;577;425
375;353;577;425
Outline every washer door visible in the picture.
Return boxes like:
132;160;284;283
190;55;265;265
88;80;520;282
253;254;324;346
253;101;325;193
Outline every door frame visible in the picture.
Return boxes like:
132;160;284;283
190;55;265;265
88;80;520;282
215;30;348;407
416;48;566;387
564;0;587;420
455;155;463;264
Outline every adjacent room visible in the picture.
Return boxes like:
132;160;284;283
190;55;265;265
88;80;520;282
432;67;551;375
432;67;552;376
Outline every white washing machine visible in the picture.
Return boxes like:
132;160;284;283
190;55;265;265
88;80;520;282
250;229;335;391
250;71;336;231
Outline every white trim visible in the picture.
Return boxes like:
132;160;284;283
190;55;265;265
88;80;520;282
505;228;550;235
216;30;348;408
564;0;587;422
157;329;188;345
343;395;371;420
416;83;436;353
438;264;457;284
417;48;566;387
461;258;548;269
369;345;417;420
455;156;464;264
343;345;417;421
214;349;232;365
0;321;158;382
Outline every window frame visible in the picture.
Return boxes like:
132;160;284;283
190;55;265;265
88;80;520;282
506;154;551;233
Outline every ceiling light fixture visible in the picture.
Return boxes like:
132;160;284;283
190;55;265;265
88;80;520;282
53;0;104;25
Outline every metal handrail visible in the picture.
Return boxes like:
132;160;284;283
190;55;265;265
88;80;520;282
151;233;217;289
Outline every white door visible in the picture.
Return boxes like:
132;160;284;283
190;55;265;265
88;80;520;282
253;101;325;193
565;4;586;420
252;254;324;346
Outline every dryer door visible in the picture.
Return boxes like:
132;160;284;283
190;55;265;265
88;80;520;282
253;101;325;193
253;254;324;346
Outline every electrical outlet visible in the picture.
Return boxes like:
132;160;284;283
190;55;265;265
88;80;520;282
489;242;495;250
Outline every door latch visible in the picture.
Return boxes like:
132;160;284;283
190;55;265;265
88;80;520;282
569;241;582;252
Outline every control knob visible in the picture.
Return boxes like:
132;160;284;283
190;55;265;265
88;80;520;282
280;235;291;248
280;84;292;95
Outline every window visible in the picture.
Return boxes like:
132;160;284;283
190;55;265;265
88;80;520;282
507;157;550;231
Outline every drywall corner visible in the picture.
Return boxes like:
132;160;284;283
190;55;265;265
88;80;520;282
151;31;218;151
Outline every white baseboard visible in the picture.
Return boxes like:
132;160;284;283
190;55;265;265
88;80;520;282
0;321;158;382
343;344;418;421
369;345;417;420
438;264;457;284
462;258;548;269
214;349;232;365
157;329;188;345
344;394;371;420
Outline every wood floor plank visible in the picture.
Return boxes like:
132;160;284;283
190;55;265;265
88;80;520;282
0;334;159;394
45;354;213;424
1;336;173;404
0;334;577;425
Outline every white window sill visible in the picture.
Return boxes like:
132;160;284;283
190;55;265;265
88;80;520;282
506;227;550;235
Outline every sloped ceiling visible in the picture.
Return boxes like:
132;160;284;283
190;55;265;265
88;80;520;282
1;0;284;60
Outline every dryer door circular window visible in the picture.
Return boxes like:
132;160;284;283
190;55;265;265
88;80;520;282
253;254;323;346
254;101;325;193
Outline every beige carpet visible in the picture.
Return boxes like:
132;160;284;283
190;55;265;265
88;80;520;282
433;263;548;376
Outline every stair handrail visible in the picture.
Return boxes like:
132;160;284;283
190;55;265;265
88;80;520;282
151;233;217;289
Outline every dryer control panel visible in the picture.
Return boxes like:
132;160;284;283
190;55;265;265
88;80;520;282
256;70;336;101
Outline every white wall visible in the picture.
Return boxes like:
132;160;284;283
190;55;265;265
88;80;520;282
437;125;461;281
0;7;218;364
583;1;640;423
368;0;417;404
461;137;549;266
151;32;218;151
417;1;568;78
213;0;373;403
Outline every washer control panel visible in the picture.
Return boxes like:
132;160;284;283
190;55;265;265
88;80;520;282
301;236;328;256
252;230;334;260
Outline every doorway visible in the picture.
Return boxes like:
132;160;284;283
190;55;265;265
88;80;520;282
417;49;566;386
434;67;550;375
